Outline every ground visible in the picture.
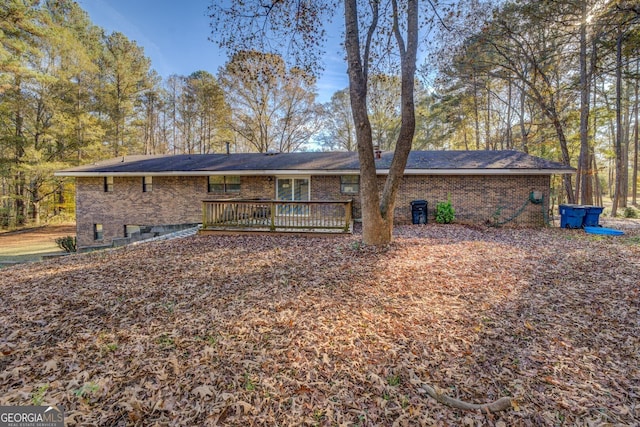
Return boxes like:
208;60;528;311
0;224;75;265
0;223;638;425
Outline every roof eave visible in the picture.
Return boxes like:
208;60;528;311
401;168;575;175
54;168;575;177
54;170;360;177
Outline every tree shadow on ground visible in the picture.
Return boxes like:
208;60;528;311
0;225;638;425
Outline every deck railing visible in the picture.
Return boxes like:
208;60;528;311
202;199;353;233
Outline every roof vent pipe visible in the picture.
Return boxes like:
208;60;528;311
226;142;230;155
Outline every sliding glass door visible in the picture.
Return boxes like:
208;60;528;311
276;177;309;215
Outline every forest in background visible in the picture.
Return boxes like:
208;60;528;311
1;0;638;228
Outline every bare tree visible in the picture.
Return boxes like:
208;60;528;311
209;0;433;244
320;89;357;151
218;50;321;153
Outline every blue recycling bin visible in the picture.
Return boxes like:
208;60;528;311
411;200;427;224
582;206;604;227
559;204;586;228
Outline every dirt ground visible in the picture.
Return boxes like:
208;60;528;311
0;224;76;262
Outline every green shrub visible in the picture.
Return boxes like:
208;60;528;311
55;235;77;253
623;207;638;218
435;194;455;224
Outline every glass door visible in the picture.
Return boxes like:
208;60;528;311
276;177;309;215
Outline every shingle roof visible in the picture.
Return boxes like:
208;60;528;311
55;150;575;176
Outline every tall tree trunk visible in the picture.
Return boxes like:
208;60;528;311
609;158;614;199
506;76;512;150
621;60;631;208
463;125;469;150
591;33;601;206
380;0;418;229
13;91;27;226
633;58;639;206
593;154;603;206
32;198;40;225
473;73;481;150
607;109;617;200
14;178;26;226
519;85;529;153
612;29;624;217
172;82;178;154
345;0;385;244
578;10;593;205
344;0;417;245
548;108;574;204
485;82;491;150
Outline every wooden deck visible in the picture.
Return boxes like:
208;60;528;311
202;200;353;234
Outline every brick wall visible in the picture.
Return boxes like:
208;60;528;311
390;175;550;226
75;175;273;248
75;173;550;247
309;174;549;226
311;176;360;217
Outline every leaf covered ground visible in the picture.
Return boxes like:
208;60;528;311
1;224;639;426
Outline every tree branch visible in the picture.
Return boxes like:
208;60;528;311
426;0;451;32
390;0;405;57
363;0;380;84
410;371;513;413
420;384;514;413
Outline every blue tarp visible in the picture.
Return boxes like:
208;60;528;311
584;226;624;236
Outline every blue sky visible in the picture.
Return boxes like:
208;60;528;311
79;0;348;103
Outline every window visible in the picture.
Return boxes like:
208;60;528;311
340;175;360;194
143;176;153;192
104;176;114;192
208;176;240;193
93;223;103;240
124;225;140;238
226;176;241;193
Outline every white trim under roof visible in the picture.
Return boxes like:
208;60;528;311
54;168;574;177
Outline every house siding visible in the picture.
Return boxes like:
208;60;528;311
75;174;550;248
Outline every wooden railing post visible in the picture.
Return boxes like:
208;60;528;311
344;200;352;232
202;203;207;228
269;201;276;231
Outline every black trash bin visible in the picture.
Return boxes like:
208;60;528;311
410;200;427;224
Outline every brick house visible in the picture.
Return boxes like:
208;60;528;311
55;150;574;249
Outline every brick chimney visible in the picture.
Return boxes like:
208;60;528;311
373;144;382;159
